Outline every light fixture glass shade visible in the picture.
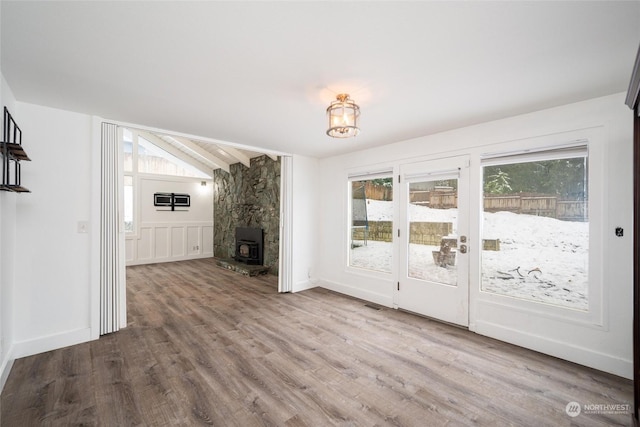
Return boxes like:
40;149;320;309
326;94;360;138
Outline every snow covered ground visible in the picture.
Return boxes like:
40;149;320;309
350;200;588;310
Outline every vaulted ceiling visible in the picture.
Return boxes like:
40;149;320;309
134;127;273;175
2;1;639;159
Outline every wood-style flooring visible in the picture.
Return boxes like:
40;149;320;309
1;259;633;426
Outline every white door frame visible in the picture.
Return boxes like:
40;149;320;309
396;155;471;327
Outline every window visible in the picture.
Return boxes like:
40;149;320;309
481;146;588;310
137;136;210;179
124;175;134;233
123;128;133;172
348;174;393;273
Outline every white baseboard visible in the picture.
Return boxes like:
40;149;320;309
292;279;317;293
12;327;93;360
475;320;633;379
317;279;394;308
0;345;15;394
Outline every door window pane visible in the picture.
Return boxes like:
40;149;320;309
481;155;588;310
349;177;393;273
408;179;458;286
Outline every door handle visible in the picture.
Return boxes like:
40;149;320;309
459;244;467;254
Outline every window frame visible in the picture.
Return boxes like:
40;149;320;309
475;135;605;329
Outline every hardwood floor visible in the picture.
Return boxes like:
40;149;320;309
1;259;633;426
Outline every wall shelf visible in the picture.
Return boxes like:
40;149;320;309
1;142;30;161
1;107;30;193
0;184;30;193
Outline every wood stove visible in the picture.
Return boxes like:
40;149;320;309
234;227;263;265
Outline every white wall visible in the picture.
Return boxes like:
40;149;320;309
126;175;214;265
12;102;94;358
317;93;633;378
0;72;18;390
291;154;319;292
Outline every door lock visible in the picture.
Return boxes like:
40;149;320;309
459;244;467;254
460;235;467;243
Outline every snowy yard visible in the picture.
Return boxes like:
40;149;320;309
350;200;588;310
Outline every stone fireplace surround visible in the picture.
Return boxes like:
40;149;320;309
213;155;280;275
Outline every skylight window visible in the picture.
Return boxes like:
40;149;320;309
137;136;211;179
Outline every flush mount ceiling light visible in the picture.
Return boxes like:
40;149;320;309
326;93;360;138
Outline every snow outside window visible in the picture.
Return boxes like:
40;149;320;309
348;173;393;273
481;148;589;311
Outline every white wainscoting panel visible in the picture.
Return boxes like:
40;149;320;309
137;227;153;260
155;227;170;259
125;239;135;262
127;222;214;266
171;227;185;257
187;226;200;255
203;226;214;255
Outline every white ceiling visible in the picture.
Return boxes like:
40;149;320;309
2;1;639;159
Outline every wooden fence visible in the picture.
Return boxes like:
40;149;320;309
351;181;394;201
483;194;587;221
411;191;586;222
357;181;587;222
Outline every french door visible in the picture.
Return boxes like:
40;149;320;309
397;156;470;326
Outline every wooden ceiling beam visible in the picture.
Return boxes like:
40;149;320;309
169;136;231;173
216;145;251;168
